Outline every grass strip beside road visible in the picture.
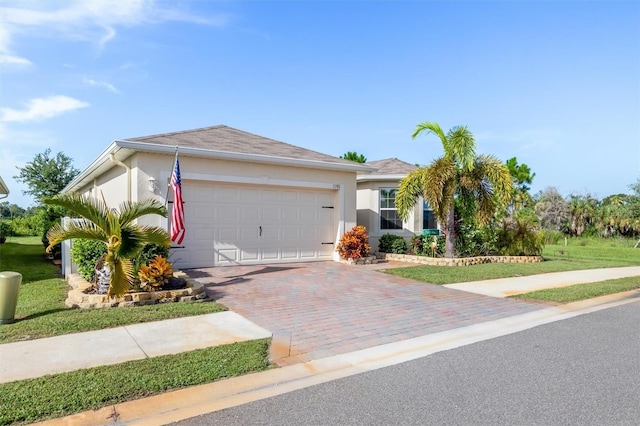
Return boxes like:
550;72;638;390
513;276;640;304
0;240;226;343
0;339;271;425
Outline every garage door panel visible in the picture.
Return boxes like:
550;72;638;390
240;227;259;240
240;248;260;261
239;206;259;221
261;206;279;222
217;206;238;222
261;248;279;260
218;228;237;241
282;248;298;259
281;227;299;242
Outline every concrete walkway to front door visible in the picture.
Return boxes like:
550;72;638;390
185;261;544;366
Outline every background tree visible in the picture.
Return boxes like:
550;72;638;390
340;151;367;163
567;194;598;236
44;194;171;297
396;122;513;258
534;187;570;232
505;157;535;212
14;149;79;203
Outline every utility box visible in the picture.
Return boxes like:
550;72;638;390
0;271;22;324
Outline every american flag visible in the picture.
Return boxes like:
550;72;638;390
170;153;185;244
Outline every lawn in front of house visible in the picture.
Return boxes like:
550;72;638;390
0;339;271;425
385;238;640;285
0;237;226;343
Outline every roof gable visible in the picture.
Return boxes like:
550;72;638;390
361;158;417;175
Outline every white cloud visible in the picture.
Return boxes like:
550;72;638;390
0;95;90;123
0;54;32;66
83;77;120;94
0;1;230;54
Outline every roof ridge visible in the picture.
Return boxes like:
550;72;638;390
124;124;229;141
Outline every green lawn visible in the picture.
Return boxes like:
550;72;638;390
385;238;640;285
513;276;640;304
0;238;271;425
0;238;226;343
0;339;271;425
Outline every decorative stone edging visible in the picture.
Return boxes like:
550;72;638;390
340;255;378;265
65;271;207;309
376;252;543;266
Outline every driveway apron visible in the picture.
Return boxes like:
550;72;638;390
184;261;544;366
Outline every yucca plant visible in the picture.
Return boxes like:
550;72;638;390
45;193;171;297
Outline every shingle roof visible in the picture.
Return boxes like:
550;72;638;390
360;158;417;175
125;125;357;166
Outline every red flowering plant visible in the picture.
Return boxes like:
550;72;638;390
337;225;371;260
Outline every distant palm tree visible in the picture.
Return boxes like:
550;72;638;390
396;122;513;258
45;193;171;297
340;151;367;163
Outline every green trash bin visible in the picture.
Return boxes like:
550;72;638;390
0;271;22;324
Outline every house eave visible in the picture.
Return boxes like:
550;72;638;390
357;174;408;183
0;176;9;198
63;140;376;194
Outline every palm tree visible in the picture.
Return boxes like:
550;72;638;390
340;151;367;163
396;122;513;258
45;193;171;297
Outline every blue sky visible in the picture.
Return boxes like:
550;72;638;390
1;0;639;208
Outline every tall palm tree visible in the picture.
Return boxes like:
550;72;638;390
45;193;171;297
396;122;513;258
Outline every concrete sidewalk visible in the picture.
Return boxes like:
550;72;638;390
444;266;640;297
0;311;271;384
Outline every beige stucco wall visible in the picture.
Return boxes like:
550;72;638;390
356;180;422;251
76;151;358;235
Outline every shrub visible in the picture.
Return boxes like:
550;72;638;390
542;229;564;245
138;256;174;291
0;221;13;238
390;238;407;254
378;233;407;253
411;234;444;256
337;225;371;259
496;213;544;256
134;243;170;274
70;239;107;282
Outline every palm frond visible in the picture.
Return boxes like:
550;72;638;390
117;199;168;226
44;193;111;232
137;226;171;247
448;126;476;172
396;169;426;220
106;257;135;297
45;222;107;252
412;122;447;146
422;157;456;225
475;154;514;206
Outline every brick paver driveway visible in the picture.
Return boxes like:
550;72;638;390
184;261;544;365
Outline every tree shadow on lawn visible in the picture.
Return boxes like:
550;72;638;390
15;307;69;322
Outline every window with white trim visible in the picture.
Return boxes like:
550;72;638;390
380;188;403;230
423;200;437;230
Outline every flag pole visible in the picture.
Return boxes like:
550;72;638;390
165;146;179;207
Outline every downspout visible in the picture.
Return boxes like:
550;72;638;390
109;153;131;202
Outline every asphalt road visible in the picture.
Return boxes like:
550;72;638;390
174;300;640;426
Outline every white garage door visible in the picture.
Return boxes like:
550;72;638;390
172;181;337;268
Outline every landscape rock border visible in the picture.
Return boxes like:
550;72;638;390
377;252;543;266
66;271;207;309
